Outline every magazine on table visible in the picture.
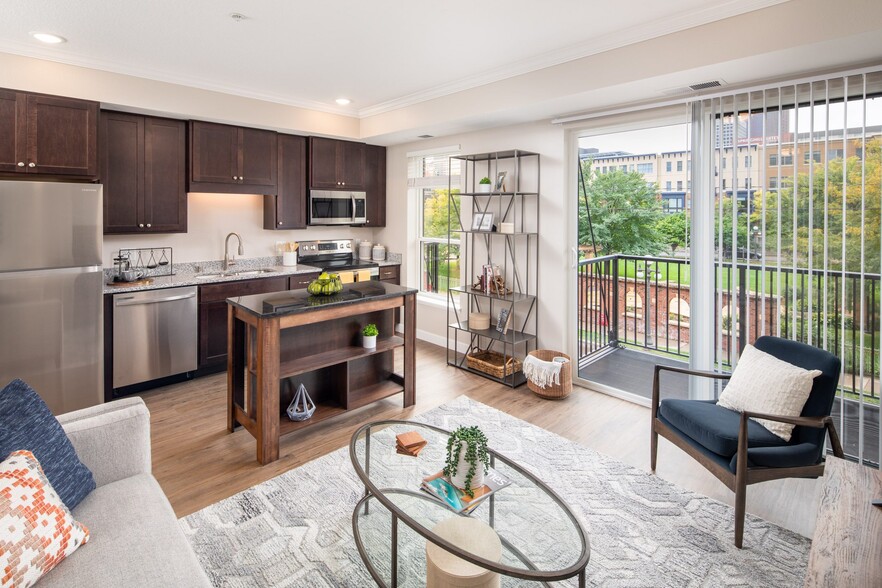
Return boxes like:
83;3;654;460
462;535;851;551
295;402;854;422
420;467;511;514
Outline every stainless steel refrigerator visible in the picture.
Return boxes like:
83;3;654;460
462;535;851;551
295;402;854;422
0;181;103;414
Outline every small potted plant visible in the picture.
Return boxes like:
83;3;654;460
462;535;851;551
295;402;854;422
362;323;378;349
478;176;492;193
443;425;489;496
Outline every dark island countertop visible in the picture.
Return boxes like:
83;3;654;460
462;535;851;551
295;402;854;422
228;281;417;318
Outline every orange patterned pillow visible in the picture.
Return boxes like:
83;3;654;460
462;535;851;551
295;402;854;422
1;450;90;588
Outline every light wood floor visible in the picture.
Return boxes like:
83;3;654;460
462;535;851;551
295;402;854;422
139;339;822;538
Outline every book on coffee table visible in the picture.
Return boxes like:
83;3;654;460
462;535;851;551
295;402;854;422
420;468;511;514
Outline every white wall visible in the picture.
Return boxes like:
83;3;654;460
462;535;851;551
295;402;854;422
378;121;569;351
102;193;377;266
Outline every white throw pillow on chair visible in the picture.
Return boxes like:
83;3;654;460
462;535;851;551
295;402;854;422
716;343;822;441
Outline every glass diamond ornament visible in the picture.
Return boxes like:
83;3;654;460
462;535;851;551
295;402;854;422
286;383;316;421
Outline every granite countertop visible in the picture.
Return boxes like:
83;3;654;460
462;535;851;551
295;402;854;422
228;281;416;319
103;255;402;294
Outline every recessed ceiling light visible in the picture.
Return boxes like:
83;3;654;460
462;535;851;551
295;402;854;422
30;32;66;44
335;98;351;106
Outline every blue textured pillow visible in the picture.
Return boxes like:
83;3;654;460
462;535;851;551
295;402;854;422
0;379;96;510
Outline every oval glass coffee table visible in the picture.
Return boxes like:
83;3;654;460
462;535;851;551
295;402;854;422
349;420;590;587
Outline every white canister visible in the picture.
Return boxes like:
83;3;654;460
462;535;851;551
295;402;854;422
282;252;297;267
358;241;372;260
372;244;386;261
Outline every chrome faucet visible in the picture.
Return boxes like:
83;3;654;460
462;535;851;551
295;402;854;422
223;232;244;271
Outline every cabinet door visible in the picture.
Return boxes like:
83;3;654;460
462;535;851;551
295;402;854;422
144;117;187;233
364;144;386;227
239;127;277;190
190;121;238;185
265;134;307;229
288;272;320;290
0;89;25;173
27;94;98;177
379;265;399;284
308;136;340;189
101;112;144;233
339;140;365;190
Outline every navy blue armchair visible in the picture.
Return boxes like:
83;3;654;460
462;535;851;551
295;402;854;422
650;336;844;548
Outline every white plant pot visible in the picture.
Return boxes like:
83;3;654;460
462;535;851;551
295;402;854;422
477;184;492;193
363;334;377;349
449;444;485;491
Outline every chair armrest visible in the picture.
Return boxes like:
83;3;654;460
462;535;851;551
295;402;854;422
652;364;731;416
741;411;830;429
57;397;151;487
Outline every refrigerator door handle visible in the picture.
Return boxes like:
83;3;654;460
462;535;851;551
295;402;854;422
0;266;102;278
115;292;197;306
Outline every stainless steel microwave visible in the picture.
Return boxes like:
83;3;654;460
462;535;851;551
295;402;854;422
309;190;367;225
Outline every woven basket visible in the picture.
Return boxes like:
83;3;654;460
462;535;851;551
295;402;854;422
466;348;523;379
526;349;573;400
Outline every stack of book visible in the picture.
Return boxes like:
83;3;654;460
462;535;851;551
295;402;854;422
420;468;512;514
395;431;427;457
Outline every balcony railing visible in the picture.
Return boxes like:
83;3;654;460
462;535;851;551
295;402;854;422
577;254;880;466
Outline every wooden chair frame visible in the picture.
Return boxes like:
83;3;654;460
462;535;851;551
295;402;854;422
650;364;845;548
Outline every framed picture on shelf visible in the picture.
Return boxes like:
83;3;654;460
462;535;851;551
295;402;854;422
479;212;494;232
494;171;507;192
496;307;512;333
471;213;485;231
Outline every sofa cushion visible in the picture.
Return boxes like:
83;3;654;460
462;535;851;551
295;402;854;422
659;398;788;457
39;473;211;588
717;343;821;441
0;450;90;588
0;379;95;510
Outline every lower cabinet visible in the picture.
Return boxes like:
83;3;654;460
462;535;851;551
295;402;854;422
198;277;288;371
378;265;400;284
288;272;320;290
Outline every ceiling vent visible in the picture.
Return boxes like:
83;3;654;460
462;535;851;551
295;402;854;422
688;80;723;91
418;134;434;139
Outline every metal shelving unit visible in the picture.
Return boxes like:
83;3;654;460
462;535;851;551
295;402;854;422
446;150;540;387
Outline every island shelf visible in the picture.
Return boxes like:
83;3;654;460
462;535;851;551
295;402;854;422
227;282;416;464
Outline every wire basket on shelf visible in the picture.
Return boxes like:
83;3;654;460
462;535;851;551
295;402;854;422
465;348;522;379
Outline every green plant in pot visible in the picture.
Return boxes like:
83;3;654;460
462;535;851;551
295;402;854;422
443;425;489;496
478;176;492;193
362;323;378;349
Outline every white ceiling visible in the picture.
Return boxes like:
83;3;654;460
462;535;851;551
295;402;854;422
0;0;792;118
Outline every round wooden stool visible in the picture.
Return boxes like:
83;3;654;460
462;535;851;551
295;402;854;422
426;517;502;588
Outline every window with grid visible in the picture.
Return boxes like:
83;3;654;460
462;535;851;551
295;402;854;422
408;152;461;296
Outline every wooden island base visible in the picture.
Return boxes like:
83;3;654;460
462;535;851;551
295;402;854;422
227;283;416;464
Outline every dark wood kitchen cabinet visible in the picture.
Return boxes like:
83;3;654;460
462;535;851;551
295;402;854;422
189;121;277;194
101;111;187;234
198;277;288;371
288;271;321;290
0;88;98;178
264;133;307;229
364;143;386;227
378;265;400;284
308;136;365;190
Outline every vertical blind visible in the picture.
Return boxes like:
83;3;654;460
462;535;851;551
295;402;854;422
698;70;882;466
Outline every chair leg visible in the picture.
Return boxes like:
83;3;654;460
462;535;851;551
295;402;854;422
734;473;746;549
650;421;658;472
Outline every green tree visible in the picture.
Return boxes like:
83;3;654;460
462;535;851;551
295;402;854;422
656;211;688;255
578;160;664;255
753;137;881;273
422;188;460;237
715;197;749;257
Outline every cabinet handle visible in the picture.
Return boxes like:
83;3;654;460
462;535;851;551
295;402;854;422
17;162;25;167
278;221;283;226
146;223;152;228
239;176;244;181
28;162;36;168
341;182;345;186
138;223;144;228
232;175;237;180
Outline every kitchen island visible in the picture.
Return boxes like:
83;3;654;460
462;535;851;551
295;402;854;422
227;281;416;464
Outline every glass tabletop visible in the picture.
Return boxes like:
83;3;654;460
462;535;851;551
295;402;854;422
349;420;589;583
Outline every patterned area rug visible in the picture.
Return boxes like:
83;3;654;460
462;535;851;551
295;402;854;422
180;396;810;587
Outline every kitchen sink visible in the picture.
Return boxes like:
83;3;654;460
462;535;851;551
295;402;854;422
195;268;278;280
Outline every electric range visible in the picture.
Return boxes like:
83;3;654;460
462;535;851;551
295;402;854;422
297;239;379;279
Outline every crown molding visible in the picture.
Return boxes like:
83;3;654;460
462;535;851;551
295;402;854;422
356;0;789;118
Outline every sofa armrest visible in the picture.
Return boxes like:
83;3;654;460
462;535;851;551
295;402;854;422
57;397;151;487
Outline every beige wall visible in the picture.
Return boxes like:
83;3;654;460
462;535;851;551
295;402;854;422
379;121;569;351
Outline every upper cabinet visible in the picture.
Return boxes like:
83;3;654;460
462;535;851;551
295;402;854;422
189;121;277;194
264;133;307;230
101;111;187;234
0;88;98;178
364;143;386;227
308;136;365;190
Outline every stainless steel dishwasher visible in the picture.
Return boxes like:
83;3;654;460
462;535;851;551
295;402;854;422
113;286;198;388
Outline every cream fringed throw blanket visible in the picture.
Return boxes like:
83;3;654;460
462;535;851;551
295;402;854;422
522;354;563;389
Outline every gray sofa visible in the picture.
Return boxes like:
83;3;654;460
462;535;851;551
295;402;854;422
40;397;211;587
